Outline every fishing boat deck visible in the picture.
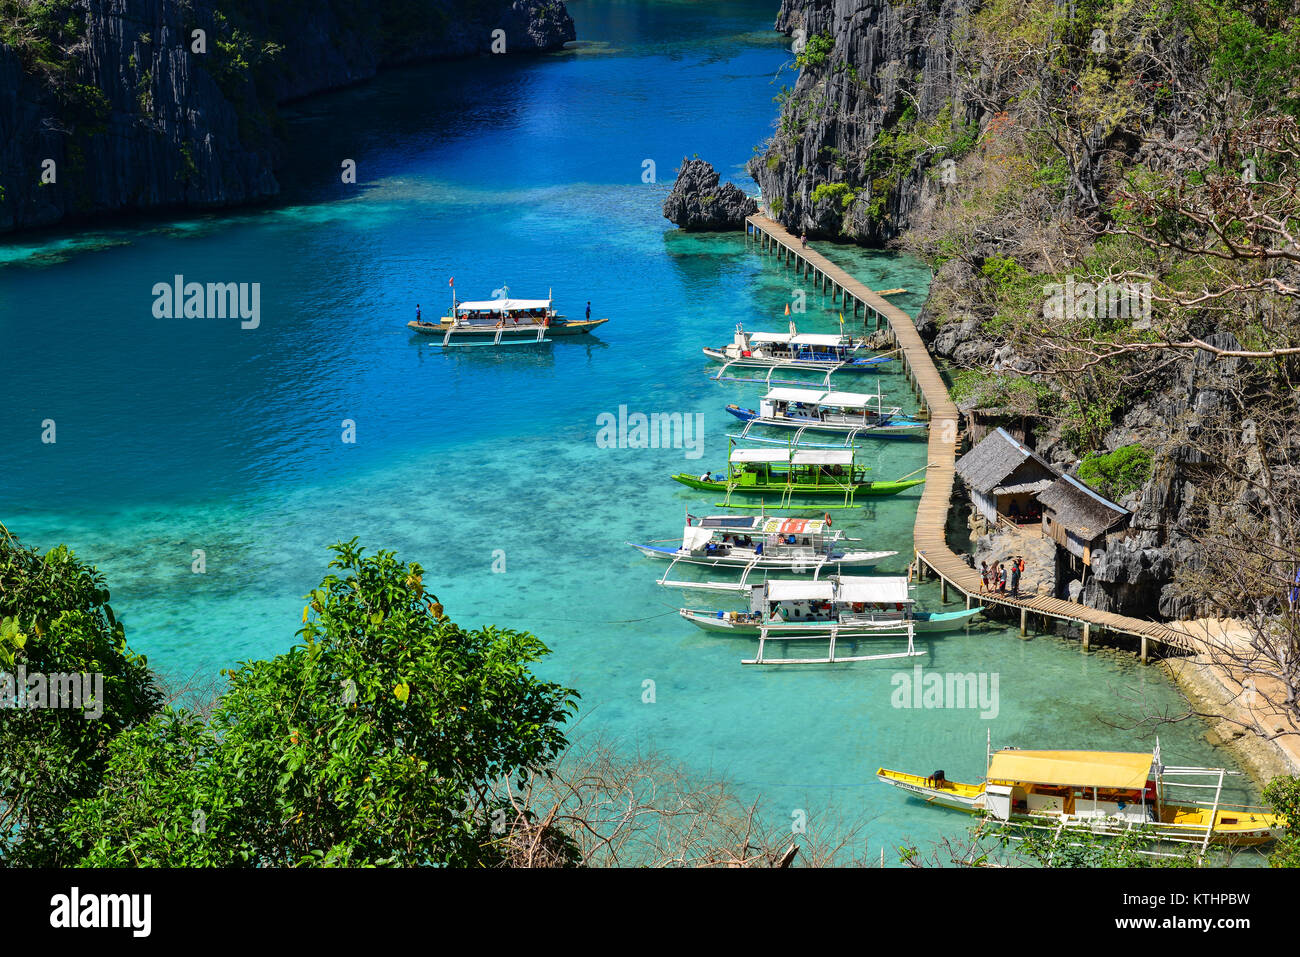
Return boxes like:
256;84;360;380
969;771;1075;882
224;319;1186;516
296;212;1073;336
744;214;1197;657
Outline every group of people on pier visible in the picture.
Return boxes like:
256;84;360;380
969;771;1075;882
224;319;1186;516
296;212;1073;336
979;557;1025;597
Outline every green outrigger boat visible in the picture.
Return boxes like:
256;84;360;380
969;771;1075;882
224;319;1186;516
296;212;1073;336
671;446;925;509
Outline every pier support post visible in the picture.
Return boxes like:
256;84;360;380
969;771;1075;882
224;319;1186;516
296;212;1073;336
965;594;971;610
941;578;948;604
1019;606;1027;637
1140;635;1149;664
1082;622;1090;652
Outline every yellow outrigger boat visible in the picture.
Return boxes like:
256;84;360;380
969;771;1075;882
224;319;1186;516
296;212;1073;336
878;737;1282;851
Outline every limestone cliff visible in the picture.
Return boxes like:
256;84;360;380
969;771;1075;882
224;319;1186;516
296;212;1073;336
748;0;978;243
0;0;575;232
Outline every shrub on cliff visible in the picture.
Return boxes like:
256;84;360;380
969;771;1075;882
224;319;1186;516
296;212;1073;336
1077;444;1153;501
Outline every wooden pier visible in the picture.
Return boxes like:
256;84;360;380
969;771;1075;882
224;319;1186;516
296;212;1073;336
744;214;1196;660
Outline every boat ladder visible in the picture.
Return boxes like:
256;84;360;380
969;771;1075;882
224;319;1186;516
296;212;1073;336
1197;768;1227;863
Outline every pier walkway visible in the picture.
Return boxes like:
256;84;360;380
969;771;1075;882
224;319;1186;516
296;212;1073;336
744;214;1196;659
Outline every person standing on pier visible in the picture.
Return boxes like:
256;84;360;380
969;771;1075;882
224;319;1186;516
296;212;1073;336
800;231;808;249
979;561;989;593
1010;560;1021;597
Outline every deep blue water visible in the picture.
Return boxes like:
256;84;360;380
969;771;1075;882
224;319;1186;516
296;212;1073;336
0;0;1264;862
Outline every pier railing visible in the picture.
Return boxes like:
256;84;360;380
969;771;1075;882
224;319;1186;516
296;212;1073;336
743;214;1196;659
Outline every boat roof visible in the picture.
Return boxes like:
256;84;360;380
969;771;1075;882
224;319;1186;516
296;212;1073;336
748;332;793;344
730;448;790;464
766;580;835;602
759;517;828;535
834;576;910;603
764;387;827;403
698;515;762;530
457;298;551;312
987;749;1154;790
820;390;875;408
728;448;855;466
790;333;848;346
765;576;908;603
791;449;854;466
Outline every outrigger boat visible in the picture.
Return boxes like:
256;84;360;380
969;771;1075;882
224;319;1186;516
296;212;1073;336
628;512;897;589
670;442;926;509
407;291;607;347
727;385;928;441
679;576;979;665
877;735;1283;854
705;324;892;387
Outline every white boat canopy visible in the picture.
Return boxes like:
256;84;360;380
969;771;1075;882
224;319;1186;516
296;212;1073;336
791;449;854;466
763;387;827;403
456;298;552;312
836;576;911;604
820;391;875;408
748;332;794;344
789;333;850;346
766;580;836;602
730;448;791;464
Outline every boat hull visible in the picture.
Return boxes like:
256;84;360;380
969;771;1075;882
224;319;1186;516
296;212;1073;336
681;606;982;636
875;768;1280;847
702;347;891;371
670;474;925;497
408;318;608;337
726;405;928;437
626;541;892;568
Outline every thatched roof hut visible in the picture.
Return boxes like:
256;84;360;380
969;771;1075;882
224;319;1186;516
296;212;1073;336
1038;474;1130;563
955;428;1058;524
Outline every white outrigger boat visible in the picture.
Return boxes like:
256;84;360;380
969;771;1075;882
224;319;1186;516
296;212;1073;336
407;291;607;347
727;386;928;441
705;324;893;387
878;734;1282;855
628;512;897;589
679;576;983;665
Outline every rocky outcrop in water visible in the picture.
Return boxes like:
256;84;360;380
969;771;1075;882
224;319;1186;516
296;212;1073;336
0;0;575;233
748;0;978;243
662;159;758;230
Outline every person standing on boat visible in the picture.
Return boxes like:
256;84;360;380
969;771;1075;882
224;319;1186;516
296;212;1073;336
416;304;421;324
586;301;592;321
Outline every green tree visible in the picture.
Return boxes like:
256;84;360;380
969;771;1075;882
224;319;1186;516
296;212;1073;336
0;524;163;866
60;539;579;867
1263;776;1300;867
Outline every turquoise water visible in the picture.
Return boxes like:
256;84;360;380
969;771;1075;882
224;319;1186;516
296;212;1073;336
0;0;1264;862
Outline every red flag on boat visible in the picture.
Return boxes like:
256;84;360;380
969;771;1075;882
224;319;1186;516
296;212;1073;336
784;303;791;316
448;277;454;287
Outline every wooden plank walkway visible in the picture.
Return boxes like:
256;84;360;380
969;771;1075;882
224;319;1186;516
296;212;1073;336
744;214;1196;658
